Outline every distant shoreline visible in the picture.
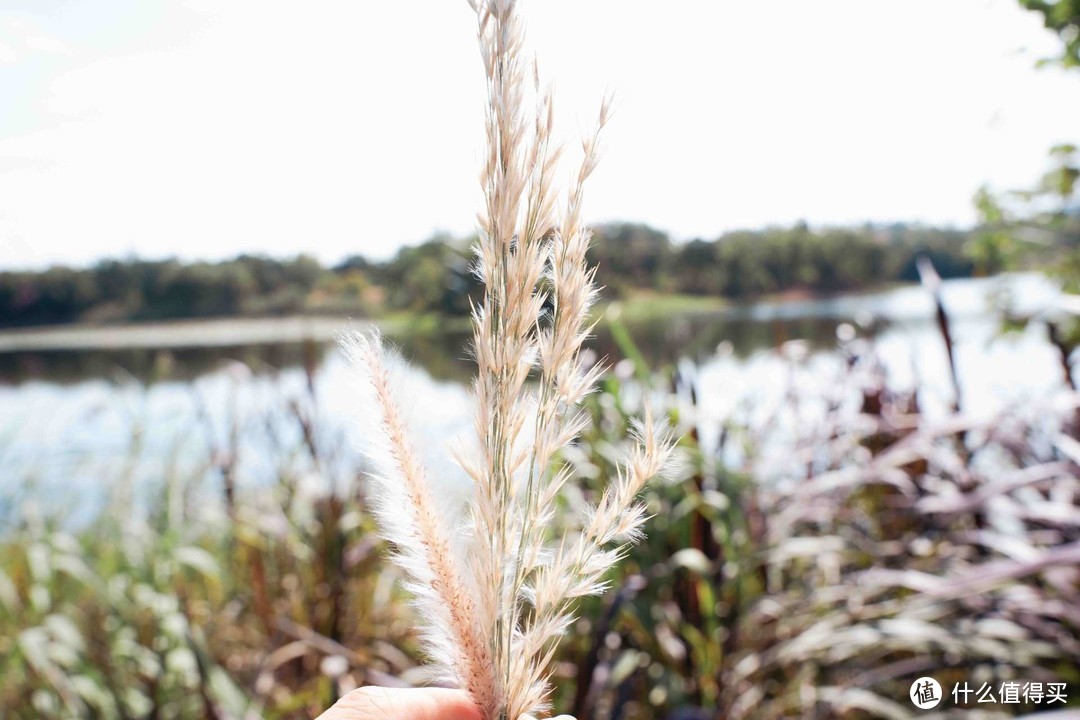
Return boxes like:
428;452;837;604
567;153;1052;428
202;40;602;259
0;276;1027;354
0;315;374;353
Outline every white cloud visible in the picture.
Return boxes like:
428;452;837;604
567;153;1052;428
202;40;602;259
0;0;1078;269
23;33;69;55
0;17;70;63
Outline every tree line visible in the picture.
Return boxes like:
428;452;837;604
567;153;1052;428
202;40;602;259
0;222;978;328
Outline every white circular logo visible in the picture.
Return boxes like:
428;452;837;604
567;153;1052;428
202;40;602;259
910;677;943;709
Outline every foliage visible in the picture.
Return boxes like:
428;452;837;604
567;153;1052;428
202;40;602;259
1019;0;1080;68
551;326;1080;719
0;223;978;329
3;301;1079;717
0;368;419;719
969;3;1080;370
0;255;326;328
656;223;972;299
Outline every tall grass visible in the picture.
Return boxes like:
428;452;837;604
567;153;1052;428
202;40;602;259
0;363;420;719
550;314;1080;719
341;2;675;717
2;294;1077;718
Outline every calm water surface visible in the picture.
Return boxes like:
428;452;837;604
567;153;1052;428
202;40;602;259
0;274;1070;519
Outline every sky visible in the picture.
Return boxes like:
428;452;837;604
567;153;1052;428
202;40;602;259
1;0;1079;270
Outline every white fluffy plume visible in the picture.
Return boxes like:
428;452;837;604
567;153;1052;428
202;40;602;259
341;1;676;718
341;333;497;711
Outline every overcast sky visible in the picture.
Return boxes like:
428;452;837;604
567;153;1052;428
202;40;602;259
1;0;1079;270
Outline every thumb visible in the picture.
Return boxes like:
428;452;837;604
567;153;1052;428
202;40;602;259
317;687;481;720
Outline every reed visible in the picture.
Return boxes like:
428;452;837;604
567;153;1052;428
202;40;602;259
341;1;675;718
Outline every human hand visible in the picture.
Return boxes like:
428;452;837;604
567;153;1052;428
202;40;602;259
317;687;481;720
316;687;578;720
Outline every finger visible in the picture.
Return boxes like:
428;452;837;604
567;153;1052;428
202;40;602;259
317;687;481;720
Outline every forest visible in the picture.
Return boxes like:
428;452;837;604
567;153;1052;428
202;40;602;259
0;222;980;328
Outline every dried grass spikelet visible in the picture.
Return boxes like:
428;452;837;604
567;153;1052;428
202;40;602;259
342;1;676;718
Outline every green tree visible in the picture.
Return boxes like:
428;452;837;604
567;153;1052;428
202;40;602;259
1020;0;1080;68
971;2;1080;383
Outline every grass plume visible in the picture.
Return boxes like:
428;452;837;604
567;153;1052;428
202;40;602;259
342;1;674;717
340;334;496;710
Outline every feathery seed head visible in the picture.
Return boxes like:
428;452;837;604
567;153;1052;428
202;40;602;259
343;3;675;718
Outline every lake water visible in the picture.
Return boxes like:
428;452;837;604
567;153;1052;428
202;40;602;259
0;273;1072;521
